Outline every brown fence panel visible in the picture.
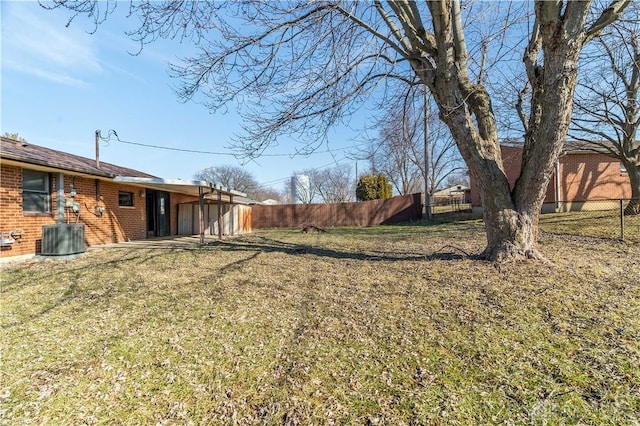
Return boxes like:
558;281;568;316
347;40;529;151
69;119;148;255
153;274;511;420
251;193;422;229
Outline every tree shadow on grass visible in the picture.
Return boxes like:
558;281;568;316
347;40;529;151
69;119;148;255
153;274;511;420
1;249;177;327
2;232;477;328
202;235;473;262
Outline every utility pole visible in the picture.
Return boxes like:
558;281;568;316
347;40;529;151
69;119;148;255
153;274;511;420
423;86;432;221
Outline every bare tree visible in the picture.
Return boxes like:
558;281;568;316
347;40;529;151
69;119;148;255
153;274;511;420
364;88;464;196
570;4;640;214
46;1;630;260
444;171;470;189
279;182;294;205
302;164;354;203
376;110;424;195
195;164;282;202
194;165;261;195
252;187;284;204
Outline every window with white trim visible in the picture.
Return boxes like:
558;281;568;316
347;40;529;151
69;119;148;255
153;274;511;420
621;162;628;174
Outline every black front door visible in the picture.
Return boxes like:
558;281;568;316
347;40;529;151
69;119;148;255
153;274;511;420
146;190;171;238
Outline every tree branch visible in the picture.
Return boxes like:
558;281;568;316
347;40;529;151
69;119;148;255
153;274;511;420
585;0;632;43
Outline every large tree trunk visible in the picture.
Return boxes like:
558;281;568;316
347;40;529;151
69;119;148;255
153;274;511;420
411;1;595;261
624;161;640;215
475;169;542;260
481;205;540;261
434;101;546;261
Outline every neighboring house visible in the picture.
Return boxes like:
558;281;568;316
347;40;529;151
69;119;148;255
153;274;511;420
431;185;470;205
260;199;281;205
469;141;631;213
0;136;249;260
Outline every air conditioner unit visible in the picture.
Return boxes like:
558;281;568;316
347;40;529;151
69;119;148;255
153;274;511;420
41;224;85;256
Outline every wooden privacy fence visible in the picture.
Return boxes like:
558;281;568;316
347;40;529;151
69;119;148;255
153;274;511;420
252;193;422;229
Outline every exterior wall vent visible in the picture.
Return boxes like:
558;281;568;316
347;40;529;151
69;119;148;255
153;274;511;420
41;224;85;256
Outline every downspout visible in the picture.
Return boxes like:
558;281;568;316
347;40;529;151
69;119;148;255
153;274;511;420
57;173;65;224
95;130;100;168
555;159;561;212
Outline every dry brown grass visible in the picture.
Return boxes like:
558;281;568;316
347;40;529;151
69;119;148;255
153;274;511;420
539;209;640;242
1;221;639;425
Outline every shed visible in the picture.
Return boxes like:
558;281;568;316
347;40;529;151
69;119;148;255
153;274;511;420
177;194;252;237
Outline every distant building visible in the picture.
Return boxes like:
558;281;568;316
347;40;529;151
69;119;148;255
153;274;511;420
431;185;470;205
261;199;280;205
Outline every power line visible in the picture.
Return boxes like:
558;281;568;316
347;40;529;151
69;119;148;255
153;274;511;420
96;129;364;188
97;129;367;159
258;156;354;187
97;129;265;156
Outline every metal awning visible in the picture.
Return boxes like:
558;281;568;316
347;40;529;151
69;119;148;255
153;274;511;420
113;176;246;198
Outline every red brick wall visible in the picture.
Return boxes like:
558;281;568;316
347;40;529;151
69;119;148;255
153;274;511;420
0;165;52;257
0;164;148;258
90;180;148;243
559;152;630;201
470;146;629;207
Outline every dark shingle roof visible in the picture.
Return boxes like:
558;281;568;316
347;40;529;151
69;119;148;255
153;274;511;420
0;137;155;178
501;139;620;155
562;139;628;154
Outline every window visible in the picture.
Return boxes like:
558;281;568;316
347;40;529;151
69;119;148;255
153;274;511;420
118;191;134;207
22;169;50;213
621;162;628;174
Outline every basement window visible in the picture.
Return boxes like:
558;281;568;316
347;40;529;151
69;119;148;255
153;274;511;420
118;191;134;207
23;169;50;213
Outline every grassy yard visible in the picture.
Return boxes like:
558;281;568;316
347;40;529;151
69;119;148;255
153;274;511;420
1;221;639;425
539;209;640;242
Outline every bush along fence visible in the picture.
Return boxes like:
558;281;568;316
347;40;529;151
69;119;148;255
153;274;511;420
539;199;639;242
251;193;422;229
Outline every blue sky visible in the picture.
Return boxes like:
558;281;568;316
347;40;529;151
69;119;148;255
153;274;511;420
1;1;363;191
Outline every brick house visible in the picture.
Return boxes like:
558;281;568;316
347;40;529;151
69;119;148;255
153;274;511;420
0;136;249;260
469;142;631;213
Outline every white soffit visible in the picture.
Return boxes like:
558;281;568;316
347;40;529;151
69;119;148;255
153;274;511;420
113;176;246;197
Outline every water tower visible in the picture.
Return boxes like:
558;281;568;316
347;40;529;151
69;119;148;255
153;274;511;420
290;174;311;204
